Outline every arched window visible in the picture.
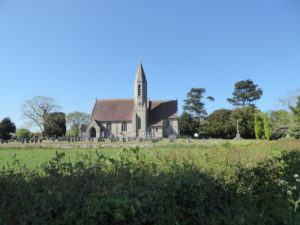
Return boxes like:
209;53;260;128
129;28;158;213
138;84;141;96
121;122;127;131
107;123;111;131
137;117;141;130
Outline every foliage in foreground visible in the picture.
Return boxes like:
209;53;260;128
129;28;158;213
0;147;299;225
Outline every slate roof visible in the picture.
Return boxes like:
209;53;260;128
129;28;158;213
90;99;178;126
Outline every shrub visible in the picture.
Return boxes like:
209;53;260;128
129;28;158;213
0;147;299;225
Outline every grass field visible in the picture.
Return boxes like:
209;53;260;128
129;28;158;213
1;139;300;224
0;139;299;175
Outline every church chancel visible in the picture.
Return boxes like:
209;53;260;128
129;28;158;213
80;64;179;139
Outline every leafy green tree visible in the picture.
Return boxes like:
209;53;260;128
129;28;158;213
0;117;16;141
269;109;293;139
254;114;263;139
66;111;90;136
68;124;80;137
227;79;263;107
263;113;272;140
15;128;30;140
43;112;66;137
30;132;42;138
204;109;235;139
289;96;300;139
183;88;214;120
178;112;198;137
230;106;256;138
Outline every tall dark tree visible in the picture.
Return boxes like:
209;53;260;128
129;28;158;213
183;88;214;120
43;112;66;137
204;109;235;139
227;79;263;107
0;117;16;141
178;112;198;137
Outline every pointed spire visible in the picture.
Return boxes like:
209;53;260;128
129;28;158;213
135;63;147;82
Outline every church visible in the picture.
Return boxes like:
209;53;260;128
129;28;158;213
80;63;179;139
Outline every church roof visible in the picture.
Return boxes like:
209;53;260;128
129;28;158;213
135;63;147;82
90;99;178;125
91;99;134;122
148;100;178;126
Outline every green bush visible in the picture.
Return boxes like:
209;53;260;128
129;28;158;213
0;147;299;225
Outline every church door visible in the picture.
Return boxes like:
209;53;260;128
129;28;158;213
90;127;96;138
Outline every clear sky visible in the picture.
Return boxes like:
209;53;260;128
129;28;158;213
0;0;300;130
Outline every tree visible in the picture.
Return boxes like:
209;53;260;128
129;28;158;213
68;124;80;137
21;96;61;132
178;112;198;137
269;109;293;139
254;113;263;139
263;113;272;140
66;111;90;136
204;109;235;139
289;96;300;139
0;117;16;141
183;88;214;120
278;89;300;109
15;128;30;140
43;112;66;137
227;79;263;107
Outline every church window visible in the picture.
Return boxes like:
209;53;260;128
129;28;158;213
107;123;111;131
138;84;141;96
121;122;127;131
137;117;141;130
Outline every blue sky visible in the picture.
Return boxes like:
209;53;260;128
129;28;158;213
0;0;300;130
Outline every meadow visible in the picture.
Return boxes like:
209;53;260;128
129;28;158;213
0;139;300;224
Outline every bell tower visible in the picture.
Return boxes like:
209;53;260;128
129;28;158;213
132;63;148;137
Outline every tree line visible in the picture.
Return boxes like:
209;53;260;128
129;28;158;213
0;96;90;141
0;79;300;141
179;79;300;140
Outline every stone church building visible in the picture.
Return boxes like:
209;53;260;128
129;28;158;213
80;64;179;139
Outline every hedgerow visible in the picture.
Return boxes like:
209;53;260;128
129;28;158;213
0;147;299;225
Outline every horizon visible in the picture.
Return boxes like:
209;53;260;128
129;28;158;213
0;0;299;130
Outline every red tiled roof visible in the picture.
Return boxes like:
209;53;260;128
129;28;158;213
148;100;178;126
91;99;134;122
90;99;178;126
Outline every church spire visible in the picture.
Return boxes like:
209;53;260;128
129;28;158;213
135;63;147;82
